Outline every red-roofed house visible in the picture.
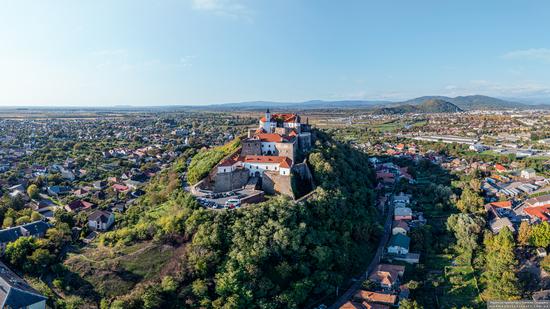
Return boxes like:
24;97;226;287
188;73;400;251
369;264;405;289
495;164;507;173
218;155;293;176
65;200;95;212
112;184;130;193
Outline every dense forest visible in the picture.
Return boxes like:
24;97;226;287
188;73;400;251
56;130;381;308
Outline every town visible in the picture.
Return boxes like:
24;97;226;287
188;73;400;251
2;105;550;308
3;1;550;308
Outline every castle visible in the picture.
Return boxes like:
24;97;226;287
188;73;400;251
213;109;312;196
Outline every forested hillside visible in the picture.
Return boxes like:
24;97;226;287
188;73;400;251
64;130;380;308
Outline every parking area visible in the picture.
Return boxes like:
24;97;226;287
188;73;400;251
196;190;246;209
194;185;264;210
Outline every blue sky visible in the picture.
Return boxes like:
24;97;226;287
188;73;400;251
1;0;550;106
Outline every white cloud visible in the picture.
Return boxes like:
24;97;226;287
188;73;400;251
191;0;253;21
502;48;550;63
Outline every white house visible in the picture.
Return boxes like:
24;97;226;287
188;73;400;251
88;210;115;231
521;168;536;179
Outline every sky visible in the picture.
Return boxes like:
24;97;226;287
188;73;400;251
1;0;550;106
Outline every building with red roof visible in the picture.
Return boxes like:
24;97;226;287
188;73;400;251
65;200;95;212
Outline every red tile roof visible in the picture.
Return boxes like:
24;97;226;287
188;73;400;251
340;302;363;309
66;200;94;211
112;184;129;192
260;113;298;123
242;155;292;166
524;205;550;221
488;201;512;208
256;133;285;143
354;290;396;305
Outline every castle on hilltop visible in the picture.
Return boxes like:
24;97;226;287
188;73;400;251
213;109;312;196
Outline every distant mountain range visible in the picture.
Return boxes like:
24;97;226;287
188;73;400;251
197;95;548;112
394;95;523;110
373;98;463;114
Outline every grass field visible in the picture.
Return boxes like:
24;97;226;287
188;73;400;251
440;265;482;308
65;241;178;297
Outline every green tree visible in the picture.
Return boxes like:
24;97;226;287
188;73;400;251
530;222;550;247
446;213;485;261
399;299;423;309
2;217;13;228
5;237;37;268
15;215;30;225
481;228;520;300
27;184;40;200
456;187;484;213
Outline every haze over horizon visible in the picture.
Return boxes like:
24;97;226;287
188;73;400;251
1;0;550;107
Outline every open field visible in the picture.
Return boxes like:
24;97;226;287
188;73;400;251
64;241;181;297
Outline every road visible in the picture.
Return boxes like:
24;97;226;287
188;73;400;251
329;202;394;309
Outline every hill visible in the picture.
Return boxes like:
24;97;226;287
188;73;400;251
374;99;463;114
396;95;524;110
191;95;531;111
62;131;380;308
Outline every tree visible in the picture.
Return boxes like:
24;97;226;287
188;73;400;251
2;217;13;228
5;237;37;268
481;228;520;300
27;184;40;200
399;299;423;309
15;215;30;225
530;222;550;248
456;187;484;213
446;213;485;260
517;221;532;246
31;211;42;221
29;248;54;271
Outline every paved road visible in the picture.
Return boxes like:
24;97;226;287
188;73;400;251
329;202;394;309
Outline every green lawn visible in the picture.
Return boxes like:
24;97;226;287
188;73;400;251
440;265;482;309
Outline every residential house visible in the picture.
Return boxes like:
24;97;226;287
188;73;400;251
521;168;537;179
369;264;405;289
88;210;115;231
65;200;95;212
391;220;409;236
93;180;107;190
73;188;89;198
514;194;550;222
353;290;396;306
47;185;71;196
0;261;47;308
489;217;515;234
0;221;50;253
387;234;410;255
394;207;412;221
495;164;507;173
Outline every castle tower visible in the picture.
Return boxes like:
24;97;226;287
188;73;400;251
263;108;272;132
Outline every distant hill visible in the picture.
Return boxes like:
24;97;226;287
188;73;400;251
374;99;463;114
190;94;542;111
396;95;524;110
